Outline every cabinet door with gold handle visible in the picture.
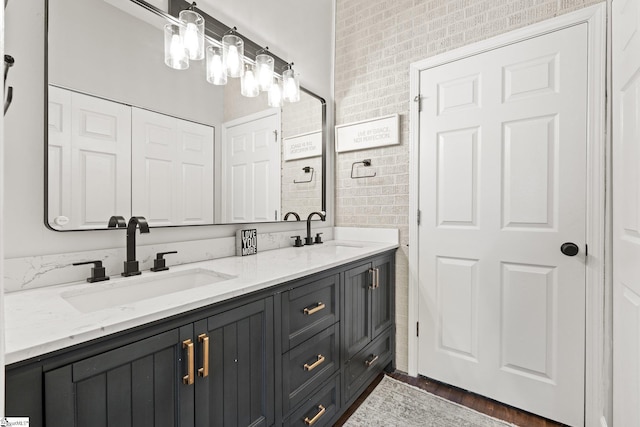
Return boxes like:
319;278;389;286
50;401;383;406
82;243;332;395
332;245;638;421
365;354;379;368
303;302;326;316
303;354;326;372
182;339;194;385
304;405;326;426
198;333;209;378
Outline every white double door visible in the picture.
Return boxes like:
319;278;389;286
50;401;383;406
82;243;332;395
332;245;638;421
417;25;588;426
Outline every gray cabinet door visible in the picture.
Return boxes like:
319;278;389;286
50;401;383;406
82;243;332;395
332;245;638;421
343;262;373;360
371;255;394;340
196;298;275;427
44;326;194;427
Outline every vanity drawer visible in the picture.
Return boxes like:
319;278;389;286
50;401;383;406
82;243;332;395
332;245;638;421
283;323;340;414
281;273;339;352
344;327;393;403
283;373;341;427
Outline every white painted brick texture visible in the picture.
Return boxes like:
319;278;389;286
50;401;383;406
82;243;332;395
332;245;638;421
334;0;603;372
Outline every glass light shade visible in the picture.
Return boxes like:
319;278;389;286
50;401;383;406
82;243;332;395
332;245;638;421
206;45;227;85
282;68;300;102
222;34;244;78
241;63;259;97
268;78;283;108
179;9;205;60
164;23;189;70
256;53;274;91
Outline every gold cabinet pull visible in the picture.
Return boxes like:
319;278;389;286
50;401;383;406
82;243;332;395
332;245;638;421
182;339;194;385
375;267;380;289
365;354;379;367
303;354;326;371
304;405;326;426
198;334;209;378
303;302;325;316
369;268;376;289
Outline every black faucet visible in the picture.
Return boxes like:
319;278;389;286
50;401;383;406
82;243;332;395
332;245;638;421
284;211;300;221
305;211;326;245
122;216;150;277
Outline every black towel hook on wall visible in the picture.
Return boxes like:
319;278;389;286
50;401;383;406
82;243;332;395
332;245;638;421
4;54;14;116
351;159;376;179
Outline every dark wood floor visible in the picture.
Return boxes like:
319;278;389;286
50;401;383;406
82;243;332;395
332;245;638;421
334;372;566;426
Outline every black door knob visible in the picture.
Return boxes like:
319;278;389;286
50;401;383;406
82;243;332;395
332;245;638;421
560;242;579;256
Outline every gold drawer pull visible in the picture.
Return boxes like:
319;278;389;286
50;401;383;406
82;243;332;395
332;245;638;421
304;302;325;316
365;354;379;368
304;354;326;371
304;404;326;426
182;339;194;385
198;334;209;378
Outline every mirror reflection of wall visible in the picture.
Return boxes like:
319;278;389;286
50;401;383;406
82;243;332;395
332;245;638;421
46;0;324;230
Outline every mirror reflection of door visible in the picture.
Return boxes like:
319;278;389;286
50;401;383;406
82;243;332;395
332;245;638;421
48;86;131;230
221;110;281;223
46;0;325;230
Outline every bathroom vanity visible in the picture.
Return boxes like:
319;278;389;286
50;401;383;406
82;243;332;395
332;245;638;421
4;241;396;427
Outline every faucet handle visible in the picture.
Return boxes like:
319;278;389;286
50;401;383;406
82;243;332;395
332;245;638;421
73;260;110;283
291;236;303;247
151;251;178;272
314;232;324;244
108;215;126;228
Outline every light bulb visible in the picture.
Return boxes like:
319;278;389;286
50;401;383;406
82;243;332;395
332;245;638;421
183;23;199;58
283;68;300;102
206;45;227;85
227;45;240;75
223;34;244;78
241;64;259;97
170;34;184;62
256;53;274;91
268;78;283;108
164;23;188;70
179;9;204;60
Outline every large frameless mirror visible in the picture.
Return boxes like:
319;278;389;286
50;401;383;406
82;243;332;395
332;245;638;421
45;0;325;230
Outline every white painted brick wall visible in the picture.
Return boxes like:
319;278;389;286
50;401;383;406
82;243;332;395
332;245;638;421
334;0;603;373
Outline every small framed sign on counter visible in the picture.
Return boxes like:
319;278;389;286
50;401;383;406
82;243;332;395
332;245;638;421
236;229;257;256
283;131;323;161
335;114;399;153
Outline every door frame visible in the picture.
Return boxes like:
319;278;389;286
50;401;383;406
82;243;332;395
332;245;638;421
407;4;608;426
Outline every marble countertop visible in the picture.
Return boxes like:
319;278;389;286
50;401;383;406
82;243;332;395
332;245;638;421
4;239;397;365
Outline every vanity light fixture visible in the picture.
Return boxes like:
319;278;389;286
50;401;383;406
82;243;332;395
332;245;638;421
222;28;245;78
255;47;274;92
164;23;189;70
241;63;259;97
155;1;300;106
268;76;284;108
179;2;205;60
206;45;227;85
283;63;301;103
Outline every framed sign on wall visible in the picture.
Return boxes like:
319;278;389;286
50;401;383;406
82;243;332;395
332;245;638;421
335;114;399;153
283;131;323;161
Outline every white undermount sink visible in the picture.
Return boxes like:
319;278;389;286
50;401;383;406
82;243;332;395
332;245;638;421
62;268;236;313
325;241;364;248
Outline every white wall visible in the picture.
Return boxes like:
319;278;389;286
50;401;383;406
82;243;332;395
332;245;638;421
0;0;5;416
3;0;334;259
